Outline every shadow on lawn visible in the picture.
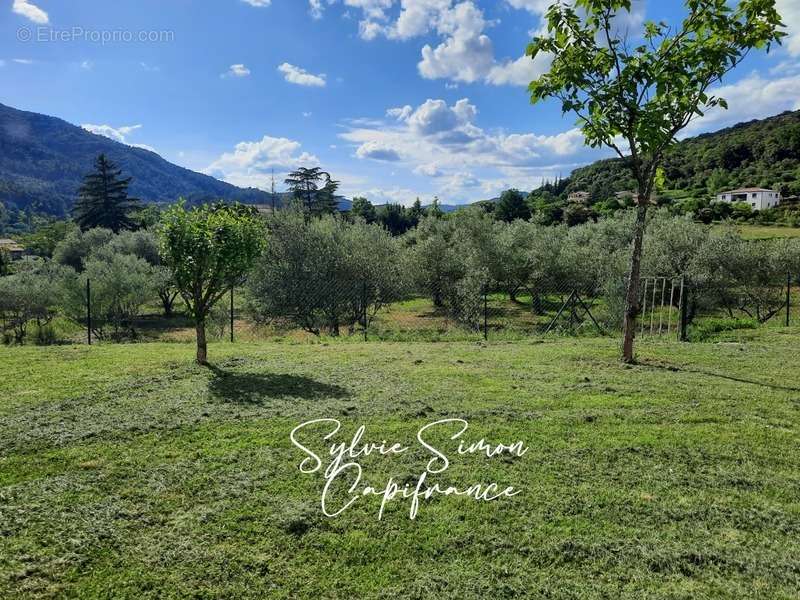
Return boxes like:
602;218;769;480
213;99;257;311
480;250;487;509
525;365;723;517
207;366;350;403
641;360;800;393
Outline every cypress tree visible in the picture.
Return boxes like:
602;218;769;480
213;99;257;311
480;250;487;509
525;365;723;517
73;154;140;232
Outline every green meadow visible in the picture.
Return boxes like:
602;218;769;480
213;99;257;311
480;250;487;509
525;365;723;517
1;330;799;598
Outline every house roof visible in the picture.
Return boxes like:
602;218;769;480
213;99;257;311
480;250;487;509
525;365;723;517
0;239;24;251
719;188;778;194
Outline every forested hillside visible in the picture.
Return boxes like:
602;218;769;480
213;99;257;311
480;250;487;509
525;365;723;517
562;110;800;202
0;103;272;216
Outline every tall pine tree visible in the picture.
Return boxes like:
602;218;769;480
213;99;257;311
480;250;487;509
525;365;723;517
284;167;339;216
73;154;140;232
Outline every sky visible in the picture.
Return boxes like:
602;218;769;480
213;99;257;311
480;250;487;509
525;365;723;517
1;0;800;205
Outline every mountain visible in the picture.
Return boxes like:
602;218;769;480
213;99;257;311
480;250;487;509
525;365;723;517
0;103;274;216
561;110;800;202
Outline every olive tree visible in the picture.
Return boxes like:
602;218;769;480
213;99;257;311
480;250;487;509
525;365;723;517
528;0;784;362
159;203;265;364
0;262;70;344
691;232;797;323
62;252;156;340
247;211;406;336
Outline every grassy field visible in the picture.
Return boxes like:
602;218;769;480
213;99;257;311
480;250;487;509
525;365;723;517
2;330;800;598
710;223;800;240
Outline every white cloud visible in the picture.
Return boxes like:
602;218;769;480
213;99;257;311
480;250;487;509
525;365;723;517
349;186;428;206
12;58;34;65
414;163;444;177
487;53;553;86
683;72;800;136
82;123;157;152
80;60;93;70
223;64;251;78
776;0;800;56
205;135;319;190
341;0;645;87
12;0;48;24
355;141;402;161
278;62;327;87
342;97;597;201
242;0;271;6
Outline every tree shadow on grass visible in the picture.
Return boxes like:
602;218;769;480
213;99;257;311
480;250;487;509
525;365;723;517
639;359;800;393
207;365;351;404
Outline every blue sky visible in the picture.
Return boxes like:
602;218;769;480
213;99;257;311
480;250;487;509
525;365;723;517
2;0;800;205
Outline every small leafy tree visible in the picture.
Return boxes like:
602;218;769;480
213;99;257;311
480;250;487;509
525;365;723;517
73;155;141;232
247;211;405;336
53;227;115;271
159;202;265;364
527;0;784;362
62;252;156;340
0;262;70;344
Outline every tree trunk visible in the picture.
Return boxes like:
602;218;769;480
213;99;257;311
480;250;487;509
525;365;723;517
196;319;208;365
621;202;649;363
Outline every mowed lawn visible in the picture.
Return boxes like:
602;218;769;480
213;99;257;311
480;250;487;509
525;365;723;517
1;331;800;599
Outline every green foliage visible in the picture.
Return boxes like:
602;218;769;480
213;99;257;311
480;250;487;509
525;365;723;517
72;155;142;232
528;0;784;198
494;189;531;223
246;210;406;336
284;167;340;216
18;220;76;258
350;197;377;223
690;231;800;323
53;227;115;271
375;203;421;236
62;253;156;340
159;202;265;362
0;248;10;276
688;316;758;341
0;261;70;344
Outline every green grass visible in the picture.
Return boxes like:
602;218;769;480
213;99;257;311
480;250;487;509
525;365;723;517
2;331;800;598
710;223;800;239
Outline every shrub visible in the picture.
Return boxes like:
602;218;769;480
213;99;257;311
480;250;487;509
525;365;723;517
247;211;406;336
0;261;71;344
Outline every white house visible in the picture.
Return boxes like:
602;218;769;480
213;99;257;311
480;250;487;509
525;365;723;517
567;191;590;203
716;188;782;211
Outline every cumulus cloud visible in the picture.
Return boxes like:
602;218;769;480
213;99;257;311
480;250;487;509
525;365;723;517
342;97;596;199
776;0;800;56
223;64;251;78
340;0;644;87
278;62;327;87
355;141;402;161
683;72;800;137
205;135;319;190
12;0;48;24
82;124;157;152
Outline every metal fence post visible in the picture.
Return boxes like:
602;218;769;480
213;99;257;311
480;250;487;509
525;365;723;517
230;287;235;343
86;278;92;346
679;276;688;342
787;272;791;328
363;281;368;342
483;285;488;341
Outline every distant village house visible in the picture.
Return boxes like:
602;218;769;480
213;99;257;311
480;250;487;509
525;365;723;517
0;239;25;260
716;188;781;211
567;191;590;203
